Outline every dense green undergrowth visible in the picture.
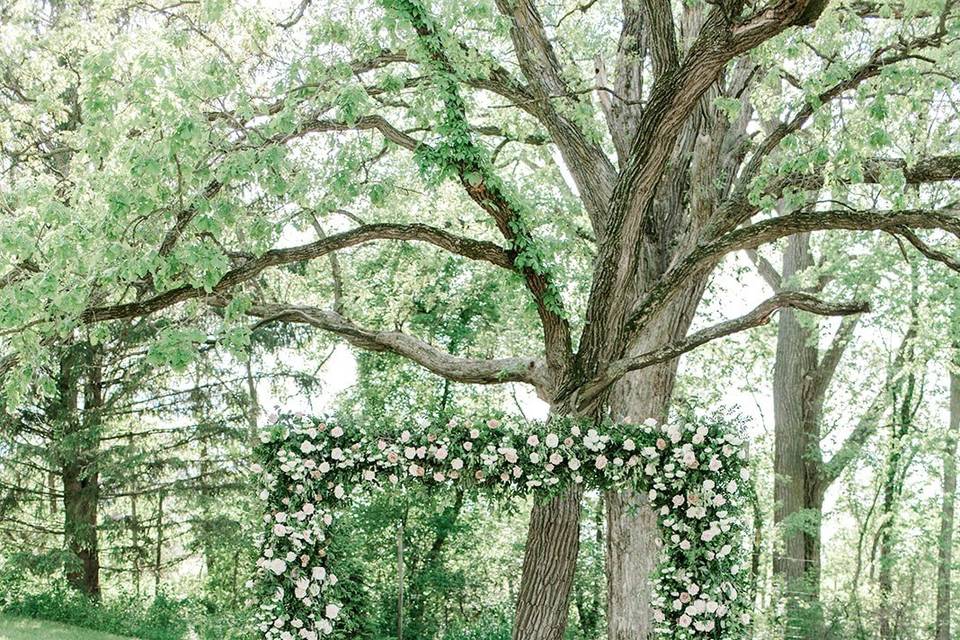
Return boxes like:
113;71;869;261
0;580;520;640
0;582;188;640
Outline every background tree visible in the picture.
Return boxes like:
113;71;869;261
2;1;960;640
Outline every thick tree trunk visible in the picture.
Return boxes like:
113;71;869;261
935;367;960;640
63;461;101;597
772;235;825;639
605;287;706;640
605;488;658;640
55;345;103;599
513;485;584;640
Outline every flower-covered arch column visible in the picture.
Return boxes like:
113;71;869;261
251;413;753;639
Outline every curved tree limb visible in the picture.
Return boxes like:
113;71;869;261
239;302;551;390
577;291;869;408
627;208;960;338
891;226;960;272
80;223;515;323
713;21;955;238
388;1;575;376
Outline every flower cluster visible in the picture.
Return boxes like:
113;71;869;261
639;415;754;639
250;412;751;639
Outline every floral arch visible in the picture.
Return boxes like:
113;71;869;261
250;413;753;640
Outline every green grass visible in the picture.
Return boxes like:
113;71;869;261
0;615;136;640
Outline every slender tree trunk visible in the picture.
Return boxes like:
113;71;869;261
155;489;164;593
245;356;260;446
513;485;583;640
48;471;58;516
879;352;918;640
397;518;405;640
131;483;141;597
935;365;959;640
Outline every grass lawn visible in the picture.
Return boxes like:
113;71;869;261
0;615;135;640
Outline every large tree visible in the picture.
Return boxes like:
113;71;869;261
2;1;960;638
747;230;920;636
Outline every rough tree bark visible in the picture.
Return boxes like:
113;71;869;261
56;344;104;599
62;457;102;598
512;485;584;640
935;357;960;640
768;235;920;639
772;235;825;639
605;287;707;640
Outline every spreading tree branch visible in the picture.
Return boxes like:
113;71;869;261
576;0;830;374
238;302;550;389
493;0;617;230
820;324;917;487
810;314;861;415
745;248;783;290
80;223;515;323
627;208;960;337
577;291;868;407
386;0;575;375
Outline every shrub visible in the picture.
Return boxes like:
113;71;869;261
0;580;189;640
